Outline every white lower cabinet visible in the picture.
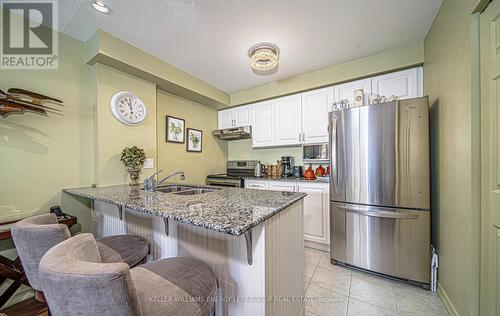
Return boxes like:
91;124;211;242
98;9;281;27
244;180;330;245
297;182;330;245
244;180;268;190
268;181;296;192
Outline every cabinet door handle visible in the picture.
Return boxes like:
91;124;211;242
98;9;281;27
331;115;338;194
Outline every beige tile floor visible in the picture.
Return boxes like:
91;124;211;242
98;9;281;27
304;247;448;316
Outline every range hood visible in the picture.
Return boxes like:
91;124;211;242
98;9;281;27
213;126;252;140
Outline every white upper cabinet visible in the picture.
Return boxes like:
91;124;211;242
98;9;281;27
371;67;423;100
220;67;423;148
218;110;233;129
234;106;251;126
334;78;372;107
217;105;251;129
301;87;333;144
252;100;275;147
274;94;302;146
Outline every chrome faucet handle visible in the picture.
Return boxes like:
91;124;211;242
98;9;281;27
144;170;163;192
148;170;163;180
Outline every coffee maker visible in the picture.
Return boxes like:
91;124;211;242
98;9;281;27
281;156;294;177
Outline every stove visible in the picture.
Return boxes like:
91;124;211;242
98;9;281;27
206;160;259;188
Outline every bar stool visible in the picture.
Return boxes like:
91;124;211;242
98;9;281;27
39;233;217;316
11;213;149;301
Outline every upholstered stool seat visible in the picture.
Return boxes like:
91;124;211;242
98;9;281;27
131;257;217;315
97;235;149;267
11;213;149;295
39;233;217;316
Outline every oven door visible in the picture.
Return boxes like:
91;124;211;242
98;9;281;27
206;178;242;188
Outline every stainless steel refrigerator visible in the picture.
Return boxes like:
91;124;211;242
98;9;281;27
329;96;430;287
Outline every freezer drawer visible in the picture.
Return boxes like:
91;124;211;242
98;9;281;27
330;202;430;284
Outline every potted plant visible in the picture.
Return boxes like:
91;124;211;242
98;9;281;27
120;146;146;186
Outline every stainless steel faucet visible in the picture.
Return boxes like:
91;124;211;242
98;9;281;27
144;170;185;192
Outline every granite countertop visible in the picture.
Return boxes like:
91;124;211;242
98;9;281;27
63;184;306;236
244;176;330;183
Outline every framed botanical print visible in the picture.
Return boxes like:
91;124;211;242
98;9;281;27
186;128;202;152
166;116;185;143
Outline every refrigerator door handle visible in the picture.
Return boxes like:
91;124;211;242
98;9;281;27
338;205;420;220
331;115;338;194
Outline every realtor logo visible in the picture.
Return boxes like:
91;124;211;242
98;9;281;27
1;1;58;69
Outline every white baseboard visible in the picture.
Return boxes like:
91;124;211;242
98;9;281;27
304;240;329;252
437;282;459;316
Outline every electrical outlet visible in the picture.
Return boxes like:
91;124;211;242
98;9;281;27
143;158;154;169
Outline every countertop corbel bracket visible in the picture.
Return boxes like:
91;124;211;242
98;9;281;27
163;218;169;236
244;229;253;265
117;205;123;220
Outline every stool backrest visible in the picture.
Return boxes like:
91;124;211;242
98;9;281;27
39;233;143;316
11;213;70;291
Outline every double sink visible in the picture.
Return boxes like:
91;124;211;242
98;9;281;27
153;185;220;195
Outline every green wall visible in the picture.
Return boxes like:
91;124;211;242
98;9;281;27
93;64;158;185
156;90;227;185
424;0;480;314
0;31;93;228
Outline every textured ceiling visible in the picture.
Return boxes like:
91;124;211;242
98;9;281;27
58;0;85;31
61;0;442;93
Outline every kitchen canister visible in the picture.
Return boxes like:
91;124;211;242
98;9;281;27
368;94;380;104
353;89;364;106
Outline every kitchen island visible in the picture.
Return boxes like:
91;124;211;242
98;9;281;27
63;185;306;316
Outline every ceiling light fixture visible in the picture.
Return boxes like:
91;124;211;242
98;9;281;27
248;43;280;75
91;0;111;14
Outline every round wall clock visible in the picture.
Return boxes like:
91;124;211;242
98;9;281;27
110;91;147;125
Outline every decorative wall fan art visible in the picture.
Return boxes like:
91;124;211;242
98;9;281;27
0;88;63;117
